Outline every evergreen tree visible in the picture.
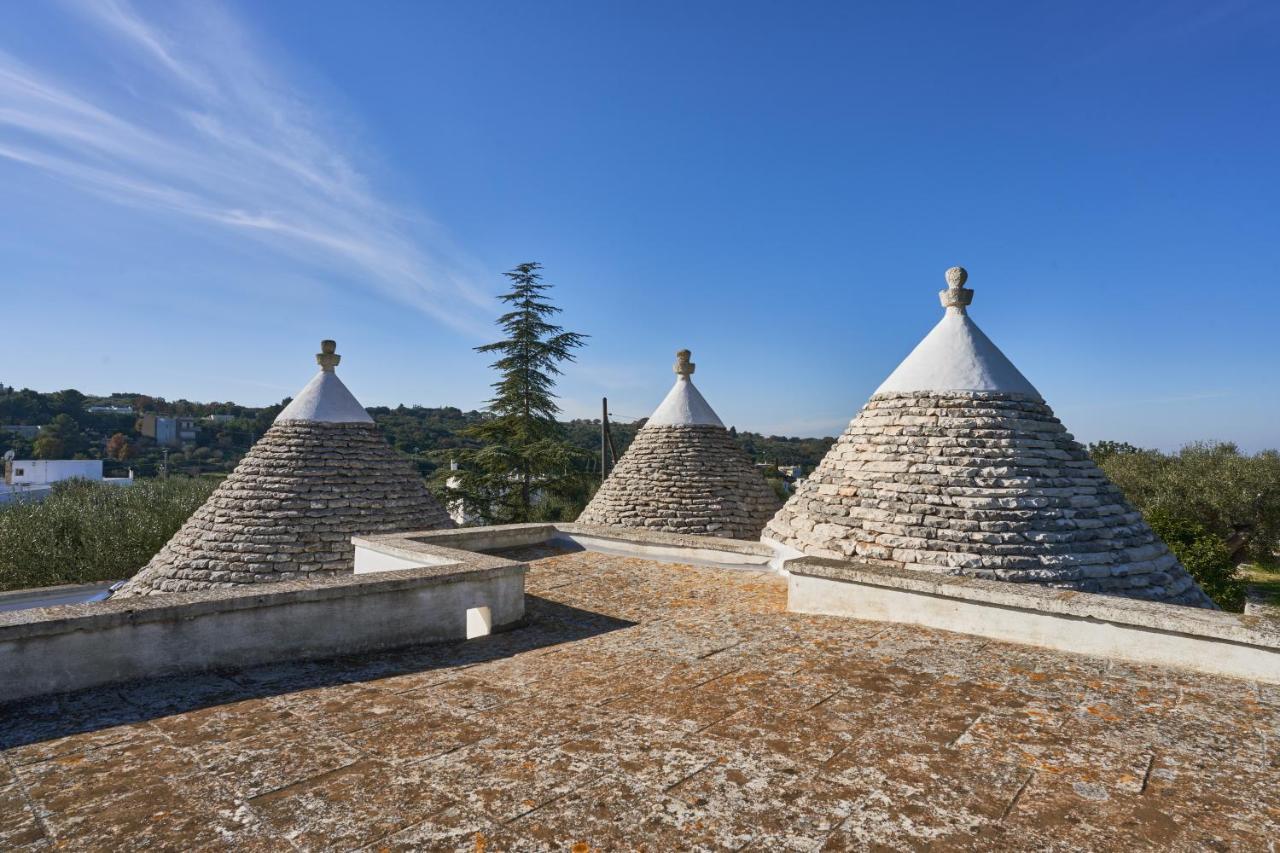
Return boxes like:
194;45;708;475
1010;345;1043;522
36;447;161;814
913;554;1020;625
447;263;587;523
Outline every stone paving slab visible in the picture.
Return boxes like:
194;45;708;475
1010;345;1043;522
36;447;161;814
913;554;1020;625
1;544;1277;851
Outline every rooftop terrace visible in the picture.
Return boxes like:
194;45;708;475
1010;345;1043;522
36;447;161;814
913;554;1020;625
2;545;1277;850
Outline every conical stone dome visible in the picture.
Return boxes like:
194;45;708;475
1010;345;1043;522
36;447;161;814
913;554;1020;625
115;340;453;597
764;268;1215;609
576;350;781;540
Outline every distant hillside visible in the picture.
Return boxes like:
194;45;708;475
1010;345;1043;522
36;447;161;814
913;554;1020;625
0;383;835;480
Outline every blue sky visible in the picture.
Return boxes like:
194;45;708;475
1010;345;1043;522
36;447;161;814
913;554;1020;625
1;1;1277;449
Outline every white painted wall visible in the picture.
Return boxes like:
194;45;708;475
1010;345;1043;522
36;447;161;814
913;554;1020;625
6;459;102;486
2;565;526;702
789;573;1280;684
556;531;774;572
353;544;452;574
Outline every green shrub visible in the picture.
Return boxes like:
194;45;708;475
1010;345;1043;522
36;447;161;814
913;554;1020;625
1097;442;1280;565
1145;508;1246;611
0;477;215;592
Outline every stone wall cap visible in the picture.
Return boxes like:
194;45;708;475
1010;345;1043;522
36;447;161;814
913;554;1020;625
1;549;524;642
557;522;777;556
367;523;778;559
788;557;1279;650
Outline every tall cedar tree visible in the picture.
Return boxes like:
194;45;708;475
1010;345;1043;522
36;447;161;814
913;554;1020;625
449;263;587;523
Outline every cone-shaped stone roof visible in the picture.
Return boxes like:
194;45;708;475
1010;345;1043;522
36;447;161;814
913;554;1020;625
114;341;453;597
764;269;1215;608
576;350;780;540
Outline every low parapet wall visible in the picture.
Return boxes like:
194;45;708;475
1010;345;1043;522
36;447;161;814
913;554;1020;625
554;523;776;572
0;551;525;704
14;520;1272;703
354;524;561;571
787;557;1280;684
356;523;777;575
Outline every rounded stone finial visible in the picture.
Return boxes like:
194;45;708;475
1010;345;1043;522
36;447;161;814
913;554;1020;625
939;266;974;313
674;349;695;377
316;339;341;372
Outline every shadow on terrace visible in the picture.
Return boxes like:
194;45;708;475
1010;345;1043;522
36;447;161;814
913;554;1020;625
0;595;635;750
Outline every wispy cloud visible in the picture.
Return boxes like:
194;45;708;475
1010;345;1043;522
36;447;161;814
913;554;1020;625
0;0;492;333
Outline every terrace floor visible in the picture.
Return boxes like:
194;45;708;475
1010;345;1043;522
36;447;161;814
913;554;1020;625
1;545;1278;851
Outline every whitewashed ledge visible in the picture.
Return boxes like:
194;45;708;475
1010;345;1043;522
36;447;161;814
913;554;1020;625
0;523;774;704
787;557;1280;684
0;547;525;704
10;520;1273;704
552;522;775;571
354;523;776;575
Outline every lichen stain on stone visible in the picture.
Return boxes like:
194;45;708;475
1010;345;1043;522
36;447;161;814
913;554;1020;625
1084;704;1122;721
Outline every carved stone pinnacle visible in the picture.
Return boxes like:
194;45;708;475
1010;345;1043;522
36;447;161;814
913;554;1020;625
674;349;695;377
317;339;341;372
940;266;974;313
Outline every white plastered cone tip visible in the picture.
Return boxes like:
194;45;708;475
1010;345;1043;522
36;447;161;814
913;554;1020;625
275;340;375;424
875;268;1041;399
645;349;726;427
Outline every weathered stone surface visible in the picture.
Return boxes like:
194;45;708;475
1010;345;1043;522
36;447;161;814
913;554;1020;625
766;391;1215;608
114;421;453;597
577;424;780;540
2;547;1275;850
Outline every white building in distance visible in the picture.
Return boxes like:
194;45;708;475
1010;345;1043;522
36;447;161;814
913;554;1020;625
1;458;132;504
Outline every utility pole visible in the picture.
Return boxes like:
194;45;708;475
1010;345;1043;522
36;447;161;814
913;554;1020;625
601;397;609;480
606;415;619;472
160;447;169;480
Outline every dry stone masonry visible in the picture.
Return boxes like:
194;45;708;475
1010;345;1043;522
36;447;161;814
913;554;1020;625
115;341;452;597
765;269;1215;608
577;350;780;540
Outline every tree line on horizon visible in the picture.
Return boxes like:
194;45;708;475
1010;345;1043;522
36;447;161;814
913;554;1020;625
1;264;1276;611
0;263;835;492
0;389;834;485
